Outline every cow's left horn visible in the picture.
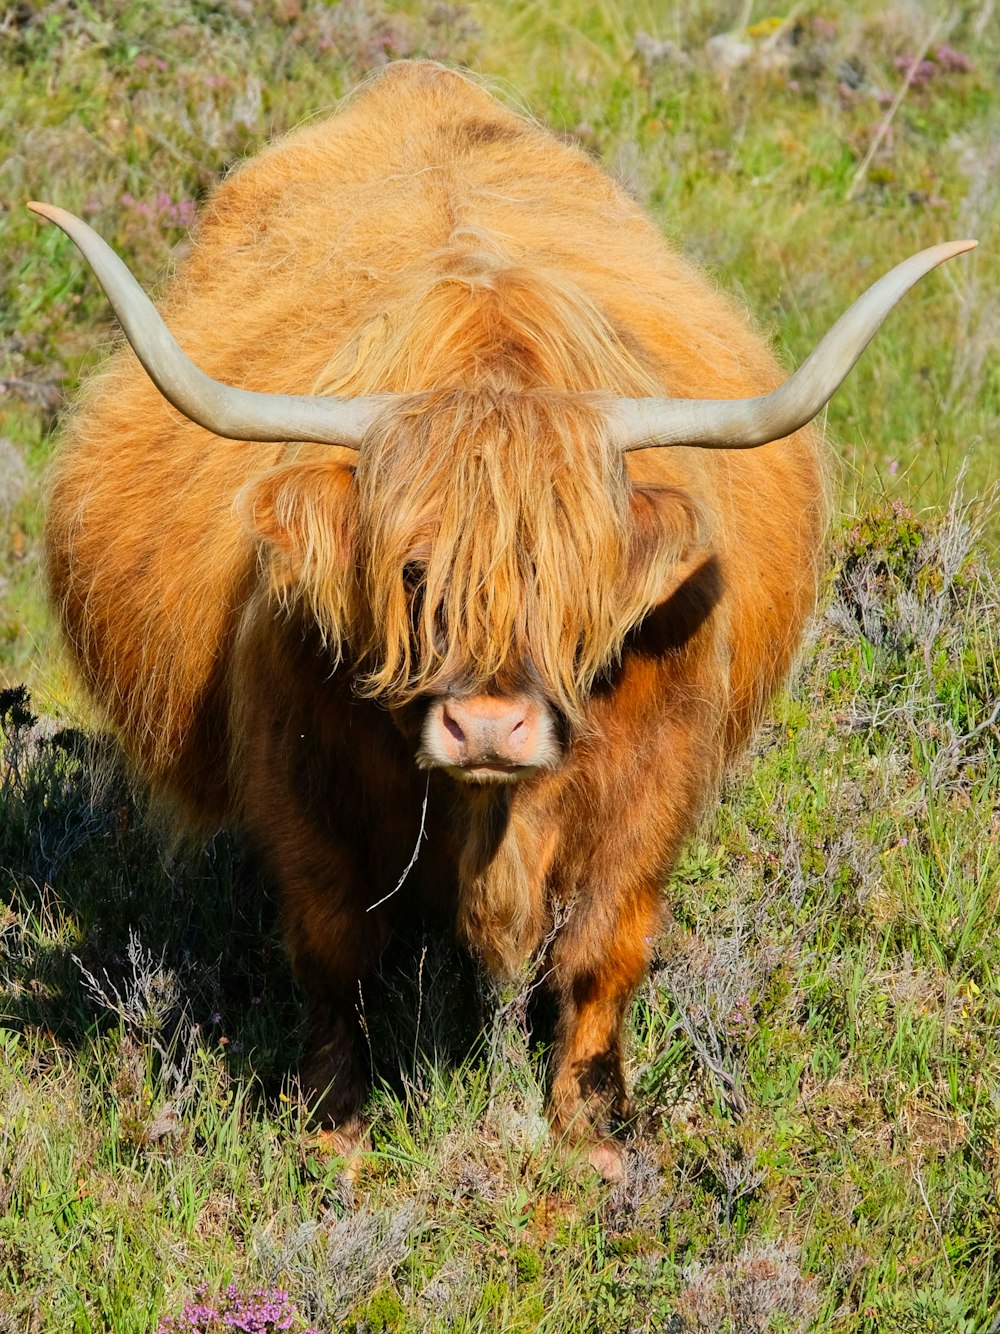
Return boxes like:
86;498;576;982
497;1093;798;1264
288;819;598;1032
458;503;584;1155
611;239;977;451
28;202;390;448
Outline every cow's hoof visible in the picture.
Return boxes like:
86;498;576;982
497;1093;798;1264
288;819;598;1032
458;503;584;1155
314;1121;369;1179
588;1139;627;1184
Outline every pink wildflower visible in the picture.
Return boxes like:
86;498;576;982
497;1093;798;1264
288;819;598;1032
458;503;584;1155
934;43;973;73
894;55;936;85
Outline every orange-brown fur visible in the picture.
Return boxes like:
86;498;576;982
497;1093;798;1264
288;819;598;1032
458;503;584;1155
46;63;825;1166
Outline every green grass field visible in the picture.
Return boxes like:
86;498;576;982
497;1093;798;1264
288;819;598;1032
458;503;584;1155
1;2;998;1330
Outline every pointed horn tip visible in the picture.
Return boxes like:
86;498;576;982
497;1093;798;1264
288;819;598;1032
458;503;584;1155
940;238;977;257
27;201;69;227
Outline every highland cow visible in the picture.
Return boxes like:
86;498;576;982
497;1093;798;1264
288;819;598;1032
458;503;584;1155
34;62;973;1179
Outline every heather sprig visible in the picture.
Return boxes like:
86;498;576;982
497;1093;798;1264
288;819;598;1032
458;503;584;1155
156;1283;318;1334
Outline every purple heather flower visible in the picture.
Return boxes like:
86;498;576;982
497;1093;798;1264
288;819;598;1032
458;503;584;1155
120;191;197;231
894;54;936;85
935;43;973;72
156;1284;317;1334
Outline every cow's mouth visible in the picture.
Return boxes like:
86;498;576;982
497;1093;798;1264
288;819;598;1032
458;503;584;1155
443;760;541;785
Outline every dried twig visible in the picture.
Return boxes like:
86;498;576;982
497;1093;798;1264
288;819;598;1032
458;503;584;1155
366;774;430;912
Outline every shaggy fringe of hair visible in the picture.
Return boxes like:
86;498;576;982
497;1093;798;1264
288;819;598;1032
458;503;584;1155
260;252;698;720
355;388;673;719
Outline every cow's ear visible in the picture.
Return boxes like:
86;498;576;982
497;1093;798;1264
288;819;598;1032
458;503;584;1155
239;460;356;578
628;483;713;597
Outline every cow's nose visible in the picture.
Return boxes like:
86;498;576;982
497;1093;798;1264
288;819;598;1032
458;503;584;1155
419;691;557;778
439;695;535;765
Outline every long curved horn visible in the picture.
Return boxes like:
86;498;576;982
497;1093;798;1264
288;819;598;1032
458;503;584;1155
610;239;977;451
28;202;391;448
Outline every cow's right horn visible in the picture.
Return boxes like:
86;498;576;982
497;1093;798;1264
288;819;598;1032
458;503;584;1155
612;239;977;452
28;202;391;448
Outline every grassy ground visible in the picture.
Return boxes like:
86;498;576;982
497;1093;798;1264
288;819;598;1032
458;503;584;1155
1;1;998;1330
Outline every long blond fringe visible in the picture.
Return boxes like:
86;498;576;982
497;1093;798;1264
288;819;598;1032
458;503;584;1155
355;389;667;718
262;252;701;719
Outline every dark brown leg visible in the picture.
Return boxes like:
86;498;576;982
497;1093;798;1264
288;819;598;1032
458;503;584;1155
248;809;393;1150
547;885;662;1181
236;628;432;1152
299;988;370;1150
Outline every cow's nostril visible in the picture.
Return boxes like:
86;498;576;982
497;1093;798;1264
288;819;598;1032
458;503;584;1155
442;707;465;745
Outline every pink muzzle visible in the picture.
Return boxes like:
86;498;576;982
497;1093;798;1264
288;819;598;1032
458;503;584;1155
418;691;560;781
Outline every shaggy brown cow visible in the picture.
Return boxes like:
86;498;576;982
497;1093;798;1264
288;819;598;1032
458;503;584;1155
35;62;972;1179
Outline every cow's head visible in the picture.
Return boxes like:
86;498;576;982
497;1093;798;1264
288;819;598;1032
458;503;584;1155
244;383;710;781
29;203;975;783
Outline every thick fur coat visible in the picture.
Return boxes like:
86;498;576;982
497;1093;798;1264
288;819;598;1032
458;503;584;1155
46;62;825;1174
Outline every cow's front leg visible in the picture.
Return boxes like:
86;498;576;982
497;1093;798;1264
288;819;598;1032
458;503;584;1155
258;820;393;1154
547;882;662;1181
295;950;378;1154
541;640;726;1180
